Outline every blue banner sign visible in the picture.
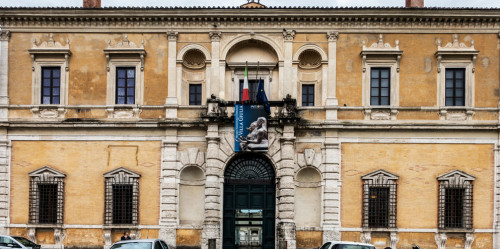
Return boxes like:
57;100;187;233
234;104;268;152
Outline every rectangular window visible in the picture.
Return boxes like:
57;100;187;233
38;184;58;224
116;67;136;104
112;184;133;224
444;188;465;228
370;68;390;105
445;68;465;106
189;84;202;105
41;67;61;105
239;79;259;101
302;84;315;106
368;187;389;228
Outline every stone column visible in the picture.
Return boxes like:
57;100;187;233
159;132;179;249
0;31;10;121
326;31;338;121
322;131;341;243
165;31;178;118
278;125;296;249
282;30;295;99
0;132;9;235
209;31;221;98
202;124;222;249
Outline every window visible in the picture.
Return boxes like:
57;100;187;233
445;68;465;106
437;170;474;230
239;79;259;101
41;67;61;105
116;67;136;105
189;84;202;105
368;187;389;227
28;166;66;225
302;84;315;106
112;184;133;224
370;68;390;106
104;167;140;225
361;170;398;229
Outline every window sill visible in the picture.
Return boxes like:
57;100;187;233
362;227;398;232
438;229;474;233
103;224;138;229
439;107;474;121
27;224;63;229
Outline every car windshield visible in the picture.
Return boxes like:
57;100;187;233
12;237;37;247
338;245;374;249
111;242;152;249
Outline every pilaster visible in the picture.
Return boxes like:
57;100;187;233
202;123;222;249
282;30;295;99
209;31;221;98
322;131;341;243
326;31;338;121
159;133;179;249
495;141;500;248
166;31;178;118
278;124;296;249
0;30;10;121
0;138;9;235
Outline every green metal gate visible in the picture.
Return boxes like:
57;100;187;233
223;155;275;249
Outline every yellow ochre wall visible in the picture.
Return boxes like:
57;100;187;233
10;141;161;226
341;143;494;229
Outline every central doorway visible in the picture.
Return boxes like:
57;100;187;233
223;154;275;249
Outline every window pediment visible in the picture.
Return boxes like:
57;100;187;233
29;166;66;180
104;167;141;181
28;34;71;72
361;34;403;73
435;34;479;73
437;170;475;184
362;169;399;185
104;35;146;71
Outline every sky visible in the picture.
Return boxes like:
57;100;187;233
0;0;499;8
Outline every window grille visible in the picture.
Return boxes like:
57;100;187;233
29;167;65;225
104;167;140;225
438;182;473;230
363;183;397;228
361;169;398;229
224;154;275;185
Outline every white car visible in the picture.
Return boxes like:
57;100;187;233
320;241;376;249
0;236;41;249
110;239;169;249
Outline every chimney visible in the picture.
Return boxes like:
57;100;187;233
83;0;101;8
405;0;424;7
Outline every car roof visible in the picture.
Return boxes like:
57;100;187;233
324;241;375;247
114;239;159;244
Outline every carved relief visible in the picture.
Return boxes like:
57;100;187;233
362;34;400;51
439;109;474;121
54;228;66;247
363;108;398;121
360;231;371;244
106;107;142;119
209;31;222;42
32;34;70;49
31;107;67;119
326;31;339;42
105;35;146;71
0;30;10;41
361;34;402;73
29;34;71;72
282;30;296;42
298;50;321;69
167;31;178;41
435;233;447;249
297;149;321;169
107;34;144;50
436;34;478;73
182;49;206;69
178;148;206;167
464;233;475;249
390;232;399;249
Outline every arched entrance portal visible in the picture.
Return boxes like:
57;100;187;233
223;154;276;249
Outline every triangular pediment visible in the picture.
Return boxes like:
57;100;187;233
29;166;66;178
241;1;266;8
362;169;398;180
437;170;475;182
104;167;141;178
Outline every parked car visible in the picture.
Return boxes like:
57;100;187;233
320;241;376;249
110;239;169;249
0;236;41;249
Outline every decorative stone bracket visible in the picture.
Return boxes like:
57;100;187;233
31;106;67;119
438;108;474;121
296;149;321;169
106;106;142;119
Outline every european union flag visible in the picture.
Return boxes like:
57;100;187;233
256;78;270;114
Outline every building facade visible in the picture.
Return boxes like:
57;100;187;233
0;1;499;249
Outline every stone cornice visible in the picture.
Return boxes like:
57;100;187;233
1;8;500;31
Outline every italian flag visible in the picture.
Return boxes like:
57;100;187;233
242;66;250;101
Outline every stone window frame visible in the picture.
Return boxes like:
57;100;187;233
300;83;315;107
437;170;475;231
228;62;275;102
103;167;141;226
361;34;402;108
177;44;211;106
293;44;327;107
28;166;66;225
435;34;478;110
361;169;399;230
29;34;71;119
104;35;146;118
